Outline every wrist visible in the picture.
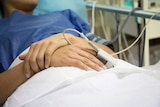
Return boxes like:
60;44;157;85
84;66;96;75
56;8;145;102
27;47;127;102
62;33;72;45
62;33;95;50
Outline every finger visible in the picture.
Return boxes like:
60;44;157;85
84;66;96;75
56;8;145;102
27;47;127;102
23;47;34;78
79;49;105;68
44;41;56;68
62;51;96;71
36;42;48;70
60;46;97;70
28;43;41;73
24;43;40;75
81;48;97;56
69;59;90;71
75;49;106;71
24;60;32;78
24;55;32;78
19;53;27;60
59;56;90;71
74;45;104;67
80;56;105;71
51;49;90;71
44;36;70;68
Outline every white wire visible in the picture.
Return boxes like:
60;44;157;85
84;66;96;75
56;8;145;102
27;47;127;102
85;0;97;34
63;12;160;58
99;10;109;38
63;28;100;52
85;0;158;57
63;28;89;41
122;33;135;63
91;1;97;34
85;0;109;39
112;12;160;56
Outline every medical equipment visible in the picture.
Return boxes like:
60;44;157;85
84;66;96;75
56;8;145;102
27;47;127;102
148;0;160;9
85;0;109;39
109;8;139;45
112;11;160;55
63;28;118;68
85;0;97;34
63;10;160;68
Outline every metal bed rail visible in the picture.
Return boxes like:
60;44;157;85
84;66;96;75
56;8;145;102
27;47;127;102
86;3;160;67
86;3;160;20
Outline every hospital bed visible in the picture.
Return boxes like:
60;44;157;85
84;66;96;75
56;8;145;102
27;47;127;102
1;0;160;107
3;48;160;107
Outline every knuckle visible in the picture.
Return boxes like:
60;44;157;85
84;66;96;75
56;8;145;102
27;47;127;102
29;58;36;64
82;58;89;64
45;50;52;56
30;42;37;47
75;62;87;70
88;55;95;60
49;41;56;45
37;55;43;62
74;60;82;65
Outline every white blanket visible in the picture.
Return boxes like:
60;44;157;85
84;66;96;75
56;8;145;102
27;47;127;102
3;49;160;107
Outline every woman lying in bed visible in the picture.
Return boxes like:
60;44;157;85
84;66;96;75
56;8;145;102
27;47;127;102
1;1;160;107
0;0;117;105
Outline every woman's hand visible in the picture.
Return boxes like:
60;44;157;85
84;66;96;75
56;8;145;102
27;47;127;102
19;33;71;78
50;44;106;71
19;33;110;78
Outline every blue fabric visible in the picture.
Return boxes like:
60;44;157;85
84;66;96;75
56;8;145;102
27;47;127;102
33;0;88;23
0;9;90;72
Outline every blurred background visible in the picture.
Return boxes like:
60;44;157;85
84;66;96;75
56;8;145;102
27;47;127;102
86;0;160;67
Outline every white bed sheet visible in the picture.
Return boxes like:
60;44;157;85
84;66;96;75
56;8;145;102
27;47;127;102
3;48;160;107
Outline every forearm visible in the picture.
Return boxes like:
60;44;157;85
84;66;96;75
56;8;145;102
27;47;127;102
0;62;28;105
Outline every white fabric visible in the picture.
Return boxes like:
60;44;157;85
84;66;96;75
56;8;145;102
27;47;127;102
143;60;160;71
3;48;160;107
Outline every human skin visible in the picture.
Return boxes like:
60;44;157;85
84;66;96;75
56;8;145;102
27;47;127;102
19;33;117;78
0;0;117;105
0;33;116;105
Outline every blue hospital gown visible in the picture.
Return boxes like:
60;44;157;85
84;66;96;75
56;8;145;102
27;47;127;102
0;9;110;72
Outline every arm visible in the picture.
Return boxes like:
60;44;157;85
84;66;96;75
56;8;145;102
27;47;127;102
0;63;28;105
19;33;117;78
0;33;116;105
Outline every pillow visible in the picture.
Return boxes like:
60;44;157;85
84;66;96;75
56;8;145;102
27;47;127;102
33;0;88;23
0;0;88;22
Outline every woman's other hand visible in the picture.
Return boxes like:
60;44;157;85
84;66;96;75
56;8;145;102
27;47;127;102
50;44;106;71
19;33;71;78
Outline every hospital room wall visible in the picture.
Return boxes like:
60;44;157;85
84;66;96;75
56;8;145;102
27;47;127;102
86;0;160;66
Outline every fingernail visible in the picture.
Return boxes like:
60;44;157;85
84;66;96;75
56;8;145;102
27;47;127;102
87;67;92;71
99;67;104;71
103;65;107;69
98;66;107;71
45;65;49;69
25;73;30;78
